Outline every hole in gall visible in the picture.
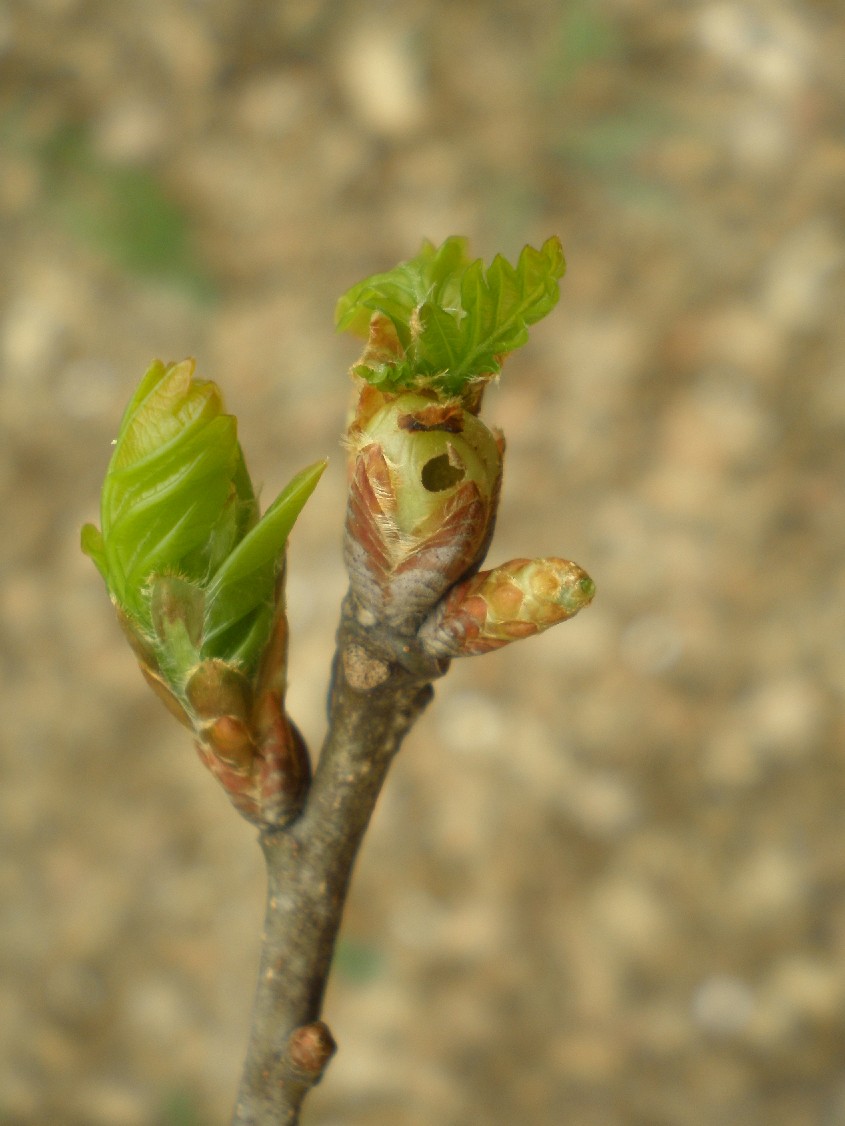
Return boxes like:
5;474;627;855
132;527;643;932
421;453;465;492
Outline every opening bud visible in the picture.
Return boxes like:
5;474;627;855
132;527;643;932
81;358;325;824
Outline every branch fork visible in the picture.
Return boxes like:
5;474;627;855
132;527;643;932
82;237;595;1125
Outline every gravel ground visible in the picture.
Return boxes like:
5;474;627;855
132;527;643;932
2;1;844;1124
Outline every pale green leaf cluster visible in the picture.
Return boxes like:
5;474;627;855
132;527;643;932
335;236;566;394
82;359;324;679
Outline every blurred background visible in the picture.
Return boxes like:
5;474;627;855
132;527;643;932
1;0;844;1123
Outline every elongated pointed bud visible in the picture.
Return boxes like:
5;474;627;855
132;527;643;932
419;557;595;658
344;391;503;632
81;358;324;826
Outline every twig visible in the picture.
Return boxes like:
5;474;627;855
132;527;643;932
231;599;443;1124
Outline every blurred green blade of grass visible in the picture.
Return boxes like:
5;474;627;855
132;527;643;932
334;936;385;985
542;0;622;88
40;123;216;301
158;1088;204;1126
558;110;667;169
555;105;681;212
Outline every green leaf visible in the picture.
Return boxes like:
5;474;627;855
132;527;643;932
350;358;414;390
336;236;566;393
149;575;205;684
109;360;223;475
415;301;465;374
104;415;239;614
83;357;327;700
335;236;471;346
39;123;215;299
442;238;566;390
202;460;327;651
210;602;275;670
80;522;108;582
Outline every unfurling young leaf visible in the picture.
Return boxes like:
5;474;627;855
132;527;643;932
82;358;326;693
82;358;325;826
335;236;566;394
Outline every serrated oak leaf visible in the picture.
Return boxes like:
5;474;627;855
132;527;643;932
336;236;565;393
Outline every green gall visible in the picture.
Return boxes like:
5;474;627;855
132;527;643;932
344;391;504;630
356;392;502;539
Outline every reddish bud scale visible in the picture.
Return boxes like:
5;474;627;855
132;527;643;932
193;711;309;827
194;739;264;822
419;557;596;658
138;665;194;729
99;610;310;830
160;602;311;827
204;716;254;767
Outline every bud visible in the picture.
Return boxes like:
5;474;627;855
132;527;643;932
81;358;325;824
336;237;571;640
419;557;595;658
344;390;503;631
